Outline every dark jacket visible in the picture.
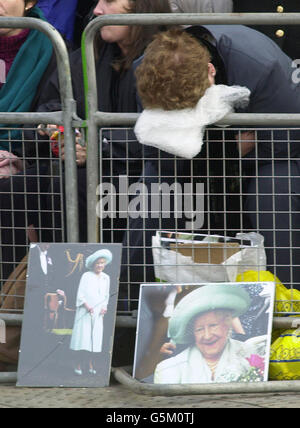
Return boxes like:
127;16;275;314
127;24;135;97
20;44;73;161
233;0;300;59
37;43;143;173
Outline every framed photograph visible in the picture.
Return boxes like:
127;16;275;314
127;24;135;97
133;282;275;384
17;243;122;387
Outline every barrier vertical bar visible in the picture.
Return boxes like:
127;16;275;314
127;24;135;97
81;20;101;243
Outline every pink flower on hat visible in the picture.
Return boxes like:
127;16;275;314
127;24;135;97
246;354;265;373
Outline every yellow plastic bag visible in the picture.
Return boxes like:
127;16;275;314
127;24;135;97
269;329;300;380
236;270;300;316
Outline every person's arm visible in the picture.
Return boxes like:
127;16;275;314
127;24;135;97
100;275;110;315
75;273;93;313
0;150;23;178
160;341;177;356
23;49;67;161
38;124;87;166
235;131;256;157
35;49;87;164
84;302;94;314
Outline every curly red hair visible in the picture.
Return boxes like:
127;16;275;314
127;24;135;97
136;28;212;110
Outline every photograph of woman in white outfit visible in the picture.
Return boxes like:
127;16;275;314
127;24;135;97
70;249;113;376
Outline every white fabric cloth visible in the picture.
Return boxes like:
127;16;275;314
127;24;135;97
154;336;266;384
134;84;250;159
70;271;110;353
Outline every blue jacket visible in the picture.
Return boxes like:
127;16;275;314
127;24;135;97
37;0;78;41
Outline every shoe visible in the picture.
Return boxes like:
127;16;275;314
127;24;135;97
74;368;82;376
89;368;97;375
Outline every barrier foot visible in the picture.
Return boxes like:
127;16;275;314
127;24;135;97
0;372;17;384
112;366;300;396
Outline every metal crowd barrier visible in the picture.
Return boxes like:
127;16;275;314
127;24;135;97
81;13;300;394
82;12;300;240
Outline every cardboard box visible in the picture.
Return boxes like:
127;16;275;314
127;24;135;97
169;242;240;265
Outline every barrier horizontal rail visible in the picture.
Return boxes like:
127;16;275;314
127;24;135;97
0;314;23;326
84;12;300;28
93;111;300;127
1;313;298;330
0;112;64;125
1;110;299;128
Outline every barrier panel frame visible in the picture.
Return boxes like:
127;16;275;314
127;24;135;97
1;14;300;393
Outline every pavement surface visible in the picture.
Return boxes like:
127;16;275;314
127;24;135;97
0;375;300;408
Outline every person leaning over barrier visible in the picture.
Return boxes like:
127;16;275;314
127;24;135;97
153;284;267;384
131;26;300;290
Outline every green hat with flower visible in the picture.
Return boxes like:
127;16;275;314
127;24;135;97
168;284;251;345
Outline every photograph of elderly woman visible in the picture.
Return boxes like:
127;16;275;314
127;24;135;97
17;243;122;387
133;282;275;384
